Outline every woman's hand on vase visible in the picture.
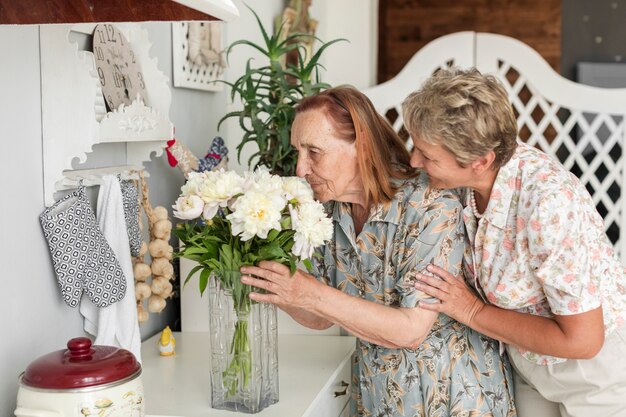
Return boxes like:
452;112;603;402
240;261;319;310
414;264;485;326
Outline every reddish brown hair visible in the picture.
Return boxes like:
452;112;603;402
295;86;416;208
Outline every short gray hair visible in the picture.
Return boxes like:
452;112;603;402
402;67;518;168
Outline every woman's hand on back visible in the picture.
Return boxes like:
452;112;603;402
415;264;485;326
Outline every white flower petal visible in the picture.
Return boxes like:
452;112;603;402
283;176;314;204
226;191;282;240
289;201;333;258
172;195;204;220
202;203;219;220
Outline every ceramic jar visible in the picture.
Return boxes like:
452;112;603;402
14;337;144;417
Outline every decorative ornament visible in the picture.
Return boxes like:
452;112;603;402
276;0;318;68
158;325;176;356
165;138;199;176
166;136;228;177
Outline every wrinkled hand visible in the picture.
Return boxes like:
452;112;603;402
240;261;319;310
414;264;484;326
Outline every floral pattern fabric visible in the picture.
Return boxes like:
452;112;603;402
463;141;626;365
313;174;516;417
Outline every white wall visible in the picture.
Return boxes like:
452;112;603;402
311;0;378;89
0;1;375;414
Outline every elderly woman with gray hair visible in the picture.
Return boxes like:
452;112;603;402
404;67;626;417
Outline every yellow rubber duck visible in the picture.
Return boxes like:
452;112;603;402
158;325;176;356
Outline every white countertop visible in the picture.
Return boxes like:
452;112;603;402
141;332;356;417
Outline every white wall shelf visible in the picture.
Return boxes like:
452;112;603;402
40;23;174;206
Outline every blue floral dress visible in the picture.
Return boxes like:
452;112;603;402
312;173;516;417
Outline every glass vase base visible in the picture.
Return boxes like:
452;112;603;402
211;397;279;414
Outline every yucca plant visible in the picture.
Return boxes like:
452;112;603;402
218;5;344;176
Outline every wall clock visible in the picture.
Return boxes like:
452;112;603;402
93;23;148;110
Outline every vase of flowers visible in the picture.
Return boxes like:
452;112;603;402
207;269;278;413
173;167;333;413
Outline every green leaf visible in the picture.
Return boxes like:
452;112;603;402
302;258;313;272
246;4;272;54
258;242;286;261
199;267;212;296
184;264;205;287
181;246;207;256
266;228;280;242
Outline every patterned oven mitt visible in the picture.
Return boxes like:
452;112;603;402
39;185;126;308
197;136;228;172
119;179;142;257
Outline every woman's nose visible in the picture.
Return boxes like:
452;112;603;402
296;157;309;178
410;150;423;168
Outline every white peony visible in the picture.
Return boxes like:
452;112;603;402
290;201;333;259
180;171;206;197
172;194;204;220
175;166;332;262
242;166;287;210
227;190;284;241
282;176;314;204
196;169;245;220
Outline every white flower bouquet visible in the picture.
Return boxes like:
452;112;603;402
173;167;333;397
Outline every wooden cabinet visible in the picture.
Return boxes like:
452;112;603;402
0;0;238;24
141;332;355;417
300;350;351;417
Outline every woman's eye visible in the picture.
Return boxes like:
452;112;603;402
412;149;427;160
419;151;432;162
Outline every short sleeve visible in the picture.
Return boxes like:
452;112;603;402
529;191;602;315
308;243;334;287
395;194;468;308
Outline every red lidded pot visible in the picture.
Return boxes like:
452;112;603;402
14;337;143;417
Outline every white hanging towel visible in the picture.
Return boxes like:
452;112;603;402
80;175;142;362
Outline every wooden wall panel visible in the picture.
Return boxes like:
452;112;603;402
378;0;561;82
0;0;214;25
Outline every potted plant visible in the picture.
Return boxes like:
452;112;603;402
218;5;344;176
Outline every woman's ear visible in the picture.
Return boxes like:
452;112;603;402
470;150;496;173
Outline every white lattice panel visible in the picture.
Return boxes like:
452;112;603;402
476;33;626;261
364;32;626;261
365;32;474;144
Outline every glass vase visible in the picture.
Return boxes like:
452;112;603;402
207;270;279;413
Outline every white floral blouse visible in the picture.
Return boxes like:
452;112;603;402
464;141;626;365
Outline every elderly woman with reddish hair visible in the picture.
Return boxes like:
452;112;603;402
240;86;516;417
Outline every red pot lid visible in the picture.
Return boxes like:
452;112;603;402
21;337;140;389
